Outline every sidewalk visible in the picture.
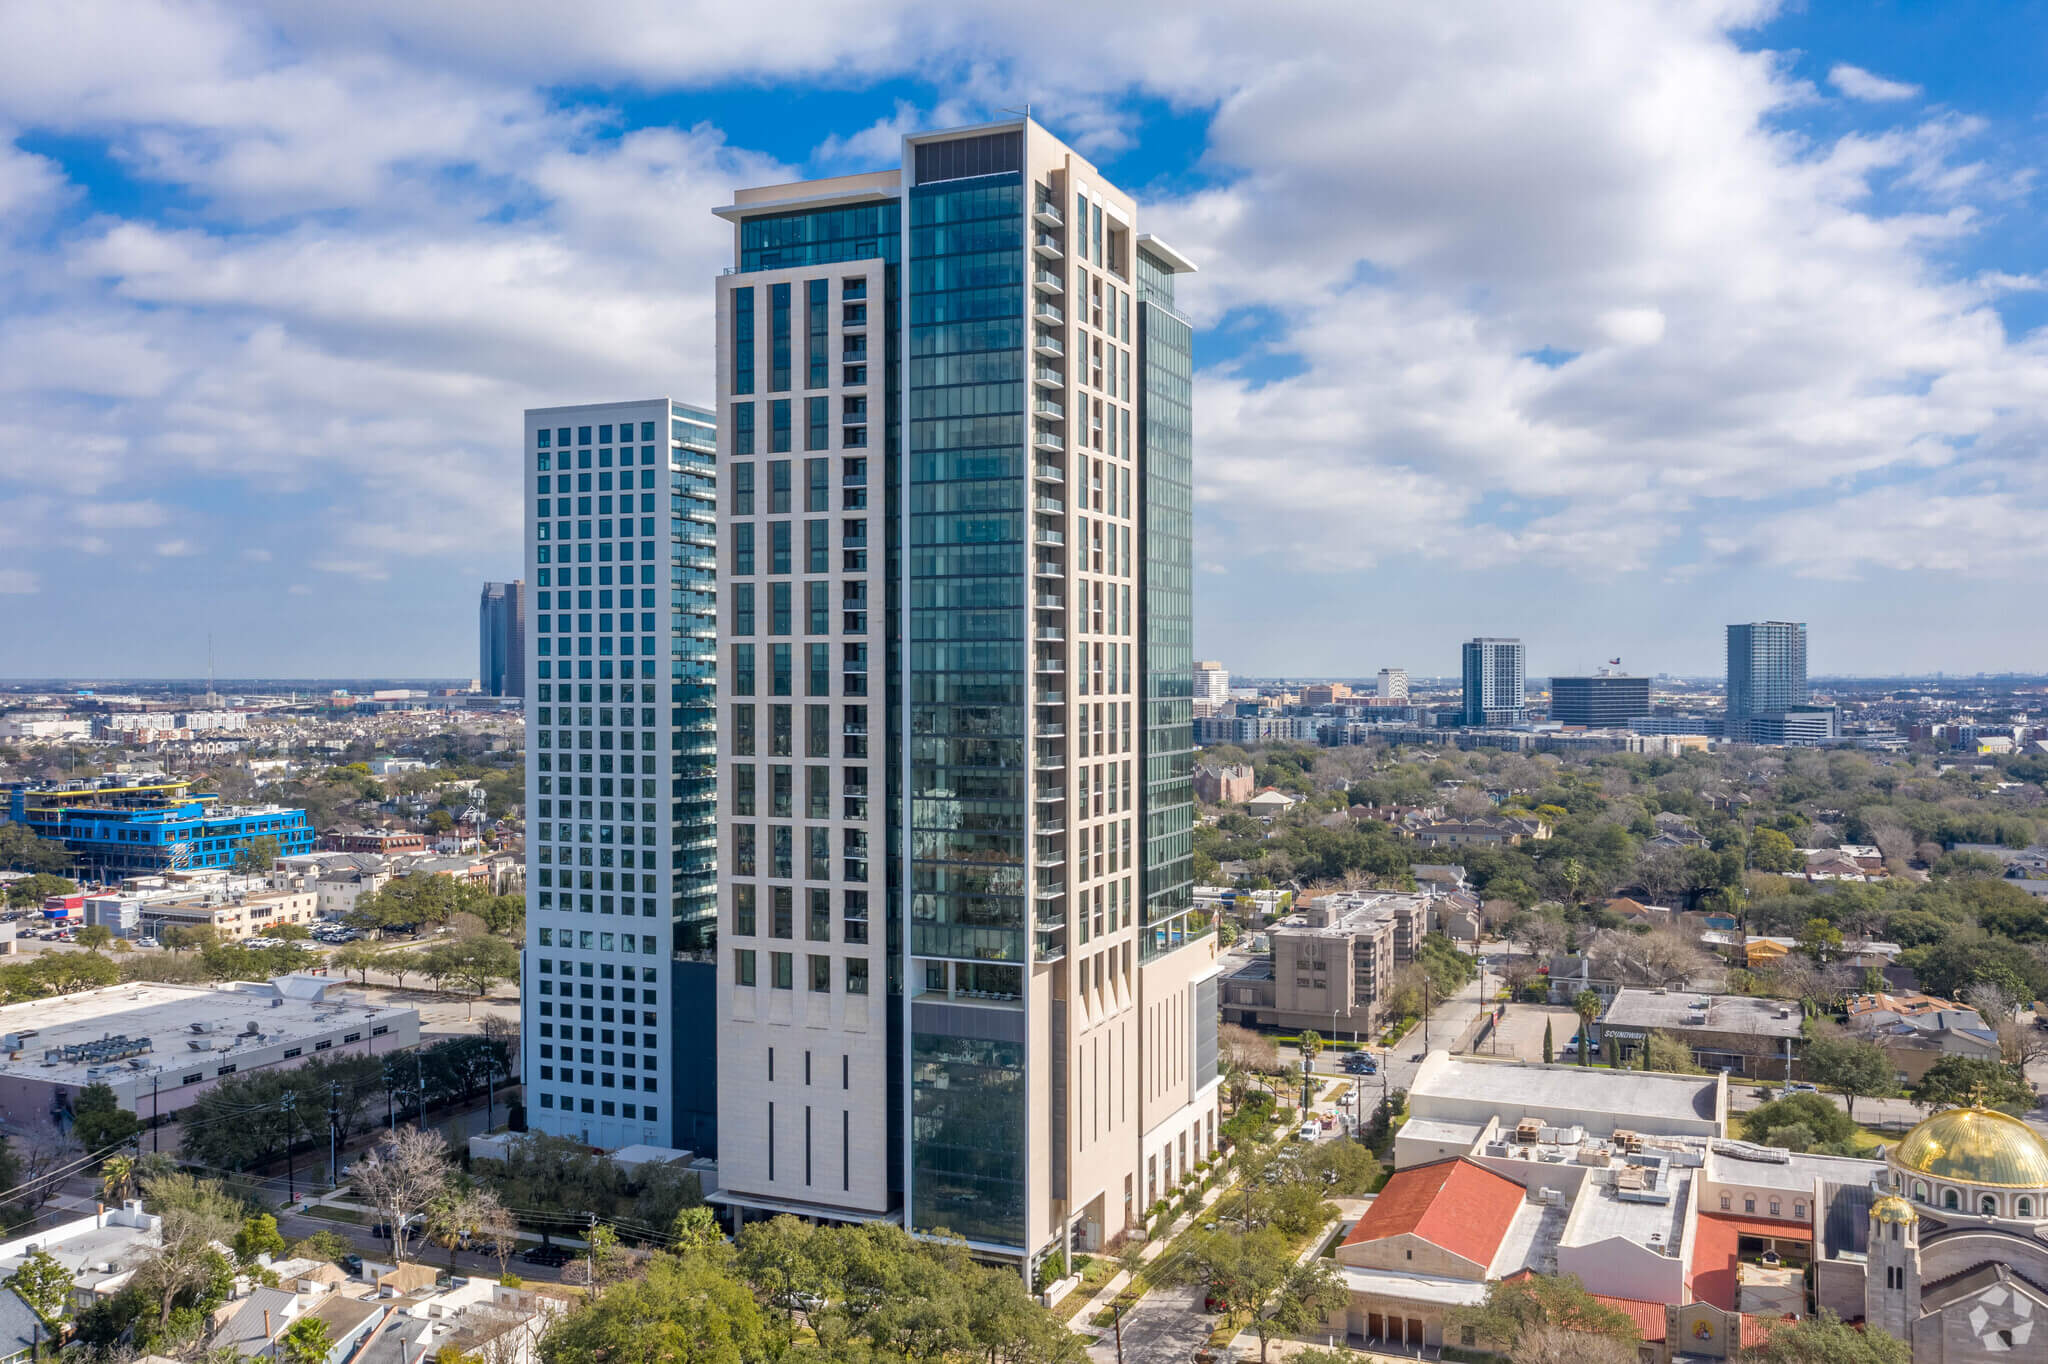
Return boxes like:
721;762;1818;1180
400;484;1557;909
1068;1164;1244;1336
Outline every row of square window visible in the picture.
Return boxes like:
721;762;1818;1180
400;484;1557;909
537;446;662;471
539;422;663;446
532;891;672;916
729;398;870;452
733;949;870;993
732;885;869;942
537;1094;657;1116
730;458;866;514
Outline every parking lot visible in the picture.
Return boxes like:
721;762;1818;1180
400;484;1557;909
1475;1001;1585;1062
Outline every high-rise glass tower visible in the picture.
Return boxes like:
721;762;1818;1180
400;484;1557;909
708;118;1218;1271
518;400;720;1155
479;580;526;698
1461;637;1526;725
1726;621;1808;718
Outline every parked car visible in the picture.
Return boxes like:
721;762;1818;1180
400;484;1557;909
1296;1122;1320;1142
521;1245;572;1267
1784;1082;1819;1095
339;1254;363;1276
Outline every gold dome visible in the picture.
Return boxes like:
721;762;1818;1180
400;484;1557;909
1891;1108;2048;1188
1870;1195;1918;1224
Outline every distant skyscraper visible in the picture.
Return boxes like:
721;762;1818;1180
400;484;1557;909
1376;668;1408;701
519;400;720;1155
708;116;1218;1270
1461;638;1526;726
1193;660;1231;706
1726;622;1808;719
478;580;526;698
1549;673;1650;728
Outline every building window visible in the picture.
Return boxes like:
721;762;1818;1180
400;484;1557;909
1943;1189;1959;1210
1744;1196;1755;1214
734;949;756;987
1719;1193;1731;1211
1981;1194;1998;1215
810;955;831;993
732;288;755;395
1769;1199;1780;1217
772;952;793;990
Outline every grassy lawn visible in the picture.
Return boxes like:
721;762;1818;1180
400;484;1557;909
302;1204;366;1225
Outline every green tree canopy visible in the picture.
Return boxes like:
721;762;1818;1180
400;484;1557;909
1742;1093;1857;1148
1910;1056;2034;1113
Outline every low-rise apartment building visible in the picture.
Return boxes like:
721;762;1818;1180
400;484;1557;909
1595;990;1806;1078
1220;891;1426;1037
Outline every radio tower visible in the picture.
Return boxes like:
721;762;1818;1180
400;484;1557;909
205;633;219;708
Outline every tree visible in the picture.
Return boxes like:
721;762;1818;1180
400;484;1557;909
1741;1093;1856;1148
352;1126;452;1262
1738;1308;1910;1363
1750;827;1804;874
74;923;114;953
278;1315;334;1364
289;1230;359;1267
233;1214;287;1265
99;1153;139;1204
233;835;281;876
1542;1018;1554;1064
1297;1030;1323;1069
70;1082;143;1154
1251;1256;1346;1364
417;934;520;1015
1573;991;1602;1067
8;1249;71;1327
1454;1273;1640;1363
669;1206;723;1255
2;872;75;906
1643;1031;1701;1075
1795;917;1844;963
1801;1030;1895;1121
158;925;218;954
1910;1056;2034;1113
331;942;383;986
539;1248;766;1364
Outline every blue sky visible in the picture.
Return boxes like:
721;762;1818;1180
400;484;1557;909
1;1;2045;680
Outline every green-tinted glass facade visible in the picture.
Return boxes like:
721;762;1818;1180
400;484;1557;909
1138;253;1199;958
906;171;1029;1246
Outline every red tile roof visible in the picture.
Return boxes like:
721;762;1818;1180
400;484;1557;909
1340;1158;1525;1270
1591;1296;1667;1344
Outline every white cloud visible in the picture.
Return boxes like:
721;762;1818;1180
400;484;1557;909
1829;63;1921;102
154;539;195;557
0;0;2041;670
0;569;38;594
242;547;271;562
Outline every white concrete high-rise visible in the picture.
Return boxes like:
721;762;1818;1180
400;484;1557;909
518;400;720;1156
707;117;1219;1272
1376;668;1408;701
1192;661;1230;707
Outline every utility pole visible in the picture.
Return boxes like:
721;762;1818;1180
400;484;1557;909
328;1082;340;1187
415;1053;427;1129
151;1074;159;1153
586;1212;598;1288
281;1091;297;1202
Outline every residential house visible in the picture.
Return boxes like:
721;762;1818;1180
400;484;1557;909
1193;764;1255;805
0;1290;43;1364
1412;815;1550;850
0;1201;164;1312
1605;897;1676;924
1846;991;2001;1084
1246;787;1301;818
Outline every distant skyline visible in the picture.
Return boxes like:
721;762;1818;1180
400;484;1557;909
5;3;2048;676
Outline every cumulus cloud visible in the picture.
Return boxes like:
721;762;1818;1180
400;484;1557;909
0;0;2040;670
1829;63;1922;102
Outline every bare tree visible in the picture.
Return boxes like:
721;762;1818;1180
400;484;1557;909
1585;927;1710;989
1965;980;2020;1023
1997;1019;2048;1071
1509;1325;1638;1364
352;1126;452;1263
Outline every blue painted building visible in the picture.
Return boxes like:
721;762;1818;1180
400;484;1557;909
3;779;314;876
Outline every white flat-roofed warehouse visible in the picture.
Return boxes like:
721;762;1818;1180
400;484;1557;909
1398;1053;1726;1167
0;975;419;1136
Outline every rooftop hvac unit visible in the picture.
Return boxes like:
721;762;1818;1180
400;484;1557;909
1536;1186;1564;1205
190;1021;216;1034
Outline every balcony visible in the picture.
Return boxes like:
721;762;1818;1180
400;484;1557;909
1036;722;1065;738
1033;269;1064;295
1033;495;1065;515
1033;428;1064;453
1034;842;1066;869
1034;200;1063;227
1034;626;1065;642
1032;366;1065;391
1033;461;1063;484
1035;592;1064;609
1033;301;1064;325
1033;527;1064;546
1033;398;1065;420
1033;232;1064;259
1034;558;1063;579
1034;747;1066;771
1035;653;1065;674
1033;332;1064;358
843;797;868;821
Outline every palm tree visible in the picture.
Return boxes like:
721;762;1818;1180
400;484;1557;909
100;1154;136;1204
1573;990;1603;1067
